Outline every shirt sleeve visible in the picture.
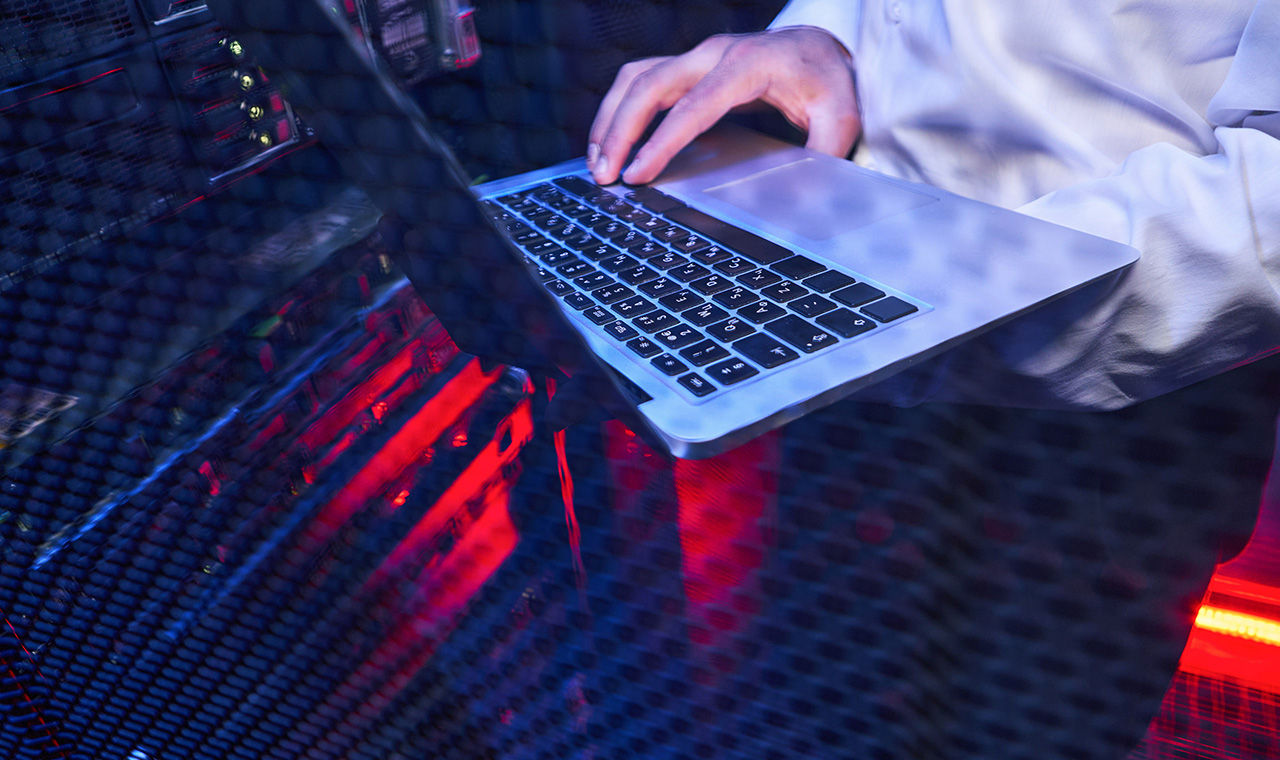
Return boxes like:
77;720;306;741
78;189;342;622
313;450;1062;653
852;2;1280;411
767;0;861;60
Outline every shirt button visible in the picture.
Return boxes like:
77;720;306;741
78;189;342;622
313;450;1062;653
888;1;903;22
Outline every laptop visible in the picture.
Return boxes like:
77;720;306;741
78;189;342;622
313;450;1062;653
206;0;1139;459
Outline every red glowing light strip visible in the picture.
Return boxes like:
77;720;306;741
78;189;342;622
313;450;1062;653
0;67;124;115
366;398;533;589
1195;606;1280;647
299;339;416;451
306;359;498;537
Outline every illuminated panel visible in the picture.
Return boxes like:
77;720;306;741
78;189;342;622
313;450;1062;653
1196;607;1280;647
1181;575;1280;691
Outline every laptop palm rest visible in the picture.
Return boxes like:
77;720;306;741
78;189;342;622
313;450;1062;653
700;157;937;241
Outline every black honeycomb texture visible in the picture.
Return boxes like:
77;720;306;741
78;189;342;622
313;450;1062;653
0;0;140;84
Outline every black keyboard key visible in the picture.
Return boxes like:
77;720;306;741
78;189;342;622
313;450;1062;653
615;229;647;249
498;190;536;206
691;245;733;265
612;296;657;318
739;299;787;323
557;259;593;278
804;270;856;293
712;286;757;309
655;225;688;243
583;306;614;325
627;187;686;214
574;271;614;290
816;309;876;337
545;193;579;212
861;296;919;322
680;339;731;367
527;240;565;257
738;268;782;288
633;310;680;333
524;207;555;225
638;278;680;297
603;320;640;341
765;315;838;353
581;212;611;228
626;336;662;357
637;216;667;233
593;219;631;240
617;206;651;224
650;251;688;270
592;283;635;303
670;263;711;282
772;255;825;279
533;267;556;282
659;290;705;312
759;280;808;302
831;282;885;307
706;358;759;385
514;229;546;245
677;372;716;397
714;256;755;276
686;302;730;326
672;234;711;254
601;254;641;273
789;294;837;317
539;216;570;232
553;175;599;197
628;239;667;259
652;354;689;376
583;243;619;261
503;220;531;237
665;205;791;264
562;202;595;219
563;292;593;310
655;325;704;349
603;199;638;217
734;333;800;368
545;280;572;296
705;316;756;342
618;265;660;285
563;232;598;251
539;248;576;266
690;274;733;295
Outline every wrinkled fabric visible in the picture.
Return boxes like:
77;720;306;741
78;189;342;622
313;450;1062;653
771;0;1280;412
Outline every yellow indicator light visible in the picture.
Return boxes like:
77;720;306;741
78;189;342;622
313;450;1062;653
247;104;265;121
257;132;273;147
239;73;254;90
1195;605;1280;646
228;40;244;58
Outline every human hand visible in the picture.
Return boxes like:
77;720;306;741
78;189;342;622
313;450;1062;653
587;26;860;186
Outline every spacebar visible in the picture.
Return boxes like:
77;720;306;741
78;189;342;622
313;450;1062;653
664;206;791;265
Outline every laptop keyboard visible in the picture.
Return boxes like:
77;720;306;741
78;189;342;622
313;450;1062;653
483;174;924;400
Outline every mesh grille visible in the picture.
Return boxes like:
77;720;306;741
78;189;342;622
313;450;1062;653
1;113;183;289
0;0;138;82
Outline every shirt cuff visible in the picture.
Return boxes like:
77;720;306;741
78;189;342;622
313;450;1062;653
768;0;862;61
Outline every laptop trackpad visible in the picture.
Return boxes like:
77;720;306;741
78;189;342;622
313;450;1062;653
701;157;937;241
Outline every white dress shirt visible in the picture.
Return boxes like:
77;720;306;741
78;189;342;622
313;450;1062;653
770;0;1280;411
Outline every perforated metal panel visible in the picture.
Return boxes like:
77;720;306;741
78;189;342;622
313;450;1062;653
0;0;141;84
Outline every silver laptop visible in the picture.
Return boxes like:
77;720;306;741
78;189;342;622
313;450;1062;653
474;126;1138;457
210;0;1139;459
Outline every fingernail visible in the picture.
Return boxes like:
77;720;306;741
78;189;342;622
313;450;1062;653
592;154;610;183
586;142;600;167
621;154;644;184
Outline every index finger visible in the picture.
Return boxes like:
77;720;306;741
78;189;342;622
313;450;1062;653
619;58;765;185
